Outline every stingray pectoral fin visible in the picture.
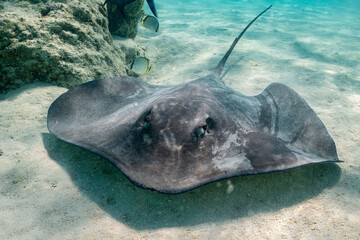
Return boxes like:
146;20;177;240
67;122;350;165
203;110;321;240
47;77;166;152
244;132;298;171
257;83;340;167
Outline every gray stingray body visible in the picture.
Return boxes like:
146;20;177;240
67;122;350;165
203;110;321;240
47;6;339;194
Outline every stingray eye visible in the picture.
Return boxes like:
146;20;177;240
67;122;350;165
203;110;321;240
140;110;152;128
143;118;150;128
192;117;216;139
193;125;208;139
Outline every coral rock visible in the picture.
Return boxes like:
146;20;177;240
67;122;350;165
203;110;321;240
106;0;145;38
0;0;143;92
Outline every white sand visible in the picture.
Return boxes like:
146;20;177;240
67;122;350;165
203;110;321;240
1;1;360;239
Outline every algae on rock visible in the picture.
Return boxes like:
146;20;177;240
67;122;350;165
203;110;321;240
0;0;143;92
106;0;145;38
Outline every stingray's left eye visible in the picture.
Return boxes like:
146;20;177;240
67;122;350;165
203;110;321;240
193;125;207;138
143;119;150;128
192;117;216;139
140;110;152;128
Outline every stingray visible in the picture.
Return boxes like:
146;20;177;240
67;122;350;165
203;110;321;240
47;6;340;194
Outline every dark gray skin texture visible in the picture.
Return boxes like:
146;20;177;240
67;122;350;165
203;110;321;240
47;6;340;194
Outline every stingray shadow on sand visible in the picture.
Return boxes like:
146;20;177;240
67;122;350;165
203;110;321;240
42;133;340;230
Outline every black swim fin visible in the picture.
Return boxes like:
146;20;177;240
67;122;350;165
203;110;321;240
146;0;158;17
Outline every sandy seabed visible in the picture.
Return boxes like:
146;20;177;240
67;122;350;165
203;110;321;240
1;1;360;239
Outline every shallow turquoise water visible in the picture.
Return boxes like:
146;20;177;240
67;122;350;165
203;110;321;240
139;0;360;93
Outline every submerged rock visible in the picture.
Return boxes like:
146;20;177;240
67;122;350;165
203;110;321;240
106;0;145;38
0;0;143;93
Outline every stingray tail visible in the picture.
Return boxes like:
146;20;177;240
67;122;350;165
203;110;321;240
213;5;272;79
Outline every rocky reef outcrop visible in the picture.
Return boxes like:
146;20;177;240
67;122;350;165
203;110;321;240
106;0;145;38
0;0;144;93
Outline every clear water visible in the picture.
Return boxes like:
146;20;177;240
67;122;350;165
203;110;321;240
139;1;360;91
